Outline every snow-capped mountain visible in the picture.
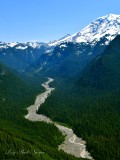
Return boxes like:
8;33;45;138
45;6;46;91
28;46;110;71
48;34;71;46
0;41;50;72
0;41;47;50
1;14;120;49
0;13;120;76
48;14;120;46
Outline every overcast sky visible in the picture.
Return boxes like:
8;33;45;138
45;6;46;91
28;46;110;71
0;0;120;42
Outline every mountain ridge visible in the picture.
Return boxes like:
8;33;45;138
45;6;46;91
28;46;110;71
0;13;120;77
49;14;120;46
38;34;120;160
1;14;120;49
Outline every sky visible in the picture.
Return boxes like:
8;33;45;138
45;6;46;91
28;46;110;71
0;0;120;42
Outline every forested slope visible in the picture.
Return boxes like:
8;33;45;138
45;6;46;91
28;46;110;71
39;35;120;160
0;63;81;160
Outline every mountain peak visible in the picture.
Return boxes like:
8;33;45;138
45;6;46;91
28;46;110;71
99;13;120;20
48;34;71;46
48;14;120;46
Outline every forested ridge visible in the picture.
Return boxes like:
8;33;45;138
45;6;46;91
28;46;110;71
0;64;83;160
1;34;120;160
38;36;120;160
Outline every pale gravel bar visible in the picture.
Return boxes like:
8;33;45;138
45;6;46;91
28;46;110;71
25;78;93;159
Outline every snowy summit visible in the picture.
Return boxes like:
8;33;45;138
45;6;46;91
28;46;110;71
1;14;120;49
48;14;120;46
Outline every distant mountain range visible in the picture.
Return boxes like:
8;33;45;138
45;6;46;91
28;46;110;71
1;14;120;48
0;14;120;77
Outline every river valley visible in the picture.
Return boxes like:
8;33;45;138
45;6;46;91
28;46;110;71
25;78;93;159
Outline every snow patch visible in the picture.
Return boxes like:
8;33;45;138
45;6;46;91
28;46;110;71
59;44;67;48
16;46;28;50
7;42;18;47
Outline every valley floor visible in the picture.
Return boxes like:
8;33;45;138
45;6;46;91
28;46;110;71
25;78;93;159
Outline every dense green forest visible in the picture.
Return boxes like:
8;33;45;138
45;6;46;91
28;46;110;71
0;64;83;160
1;35;120;160
38;36;120;160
